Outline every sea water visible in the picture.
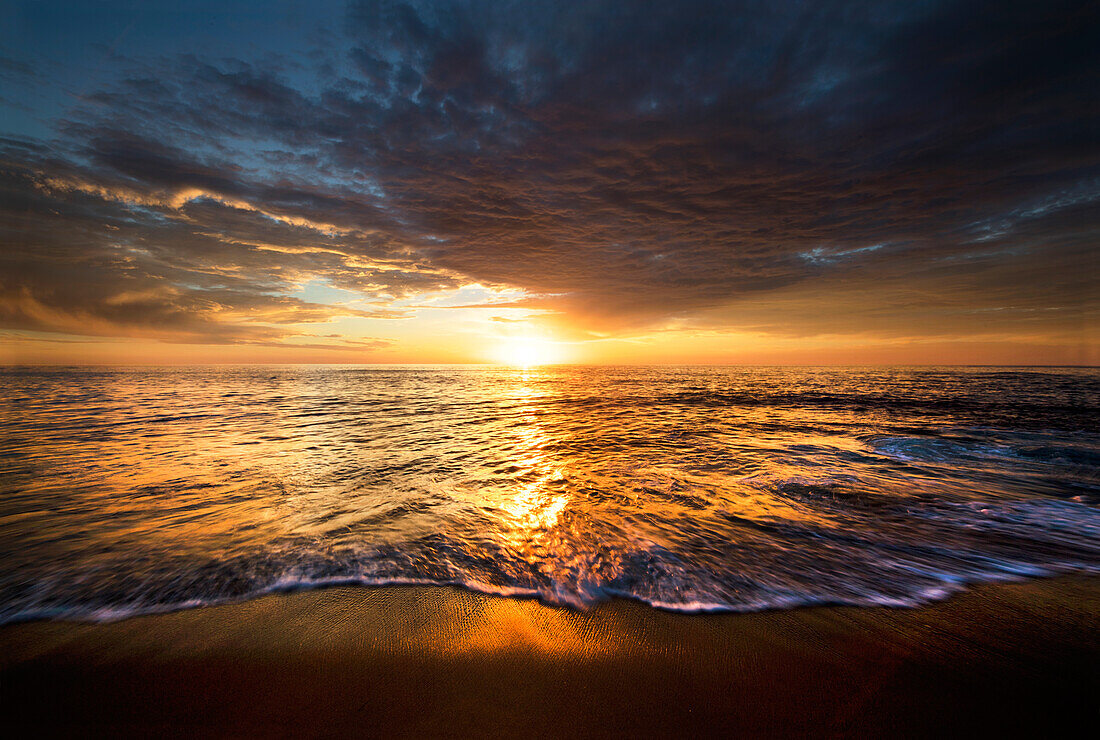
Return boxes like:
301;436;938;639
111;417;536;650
1;365;1097;622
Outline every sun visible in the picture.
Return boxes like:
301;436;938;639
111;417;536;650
492;337;564;366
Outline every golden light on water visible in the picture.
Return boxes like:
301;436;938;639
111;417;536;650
491;336;566;366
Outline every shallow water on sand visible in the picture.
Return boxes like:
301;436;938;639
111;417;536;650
1;365;1098;621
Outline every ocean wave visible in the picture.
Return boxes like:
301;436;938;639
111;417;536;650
2;494;1098;624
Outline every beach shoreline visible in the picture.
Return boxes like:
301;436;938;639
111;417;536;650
3;575;1097;737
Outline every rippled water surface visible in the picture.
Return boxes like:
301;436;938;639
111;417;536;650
1;365;1098;621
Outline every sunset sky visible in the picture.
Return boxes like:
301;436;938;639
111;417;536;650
1;0;1096;365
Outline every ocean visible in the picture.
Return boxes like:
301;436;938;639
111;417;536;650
1;365;1098;622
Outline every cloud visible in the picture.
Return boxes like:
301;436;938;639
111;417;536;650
1;0;1096;351
0;55;36;80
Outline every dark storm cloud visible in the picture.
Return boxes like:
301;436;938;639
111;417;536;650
1;0;1096;345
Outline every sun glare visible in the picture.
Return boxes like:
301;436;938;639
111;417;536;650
493;337;564;366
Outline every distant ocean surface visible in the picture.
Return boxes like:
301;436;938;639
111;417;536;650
1;366;1098;623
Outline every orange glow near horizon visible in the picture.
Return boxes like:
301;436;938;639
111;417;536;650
1;324;1097;366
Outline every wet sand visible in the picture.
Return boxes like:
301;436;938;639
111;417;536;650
2;576;1097;738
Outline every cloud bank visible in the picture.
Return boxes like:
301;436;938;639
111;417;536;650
1;0;1097;358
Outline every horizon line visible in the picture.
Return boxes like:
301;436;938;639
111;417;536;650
1;362;1097;369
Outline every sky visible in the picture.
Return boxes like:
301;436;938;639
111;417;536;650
0;0;1097;365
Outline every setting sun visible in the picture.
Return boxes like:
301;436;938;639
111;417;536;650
492;337;565;366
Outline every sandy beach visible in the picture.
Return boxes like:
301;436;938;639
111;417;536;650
2;575;1097;737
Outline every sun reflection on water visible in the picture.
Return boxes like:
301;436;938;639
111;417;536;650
486;369;576;550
